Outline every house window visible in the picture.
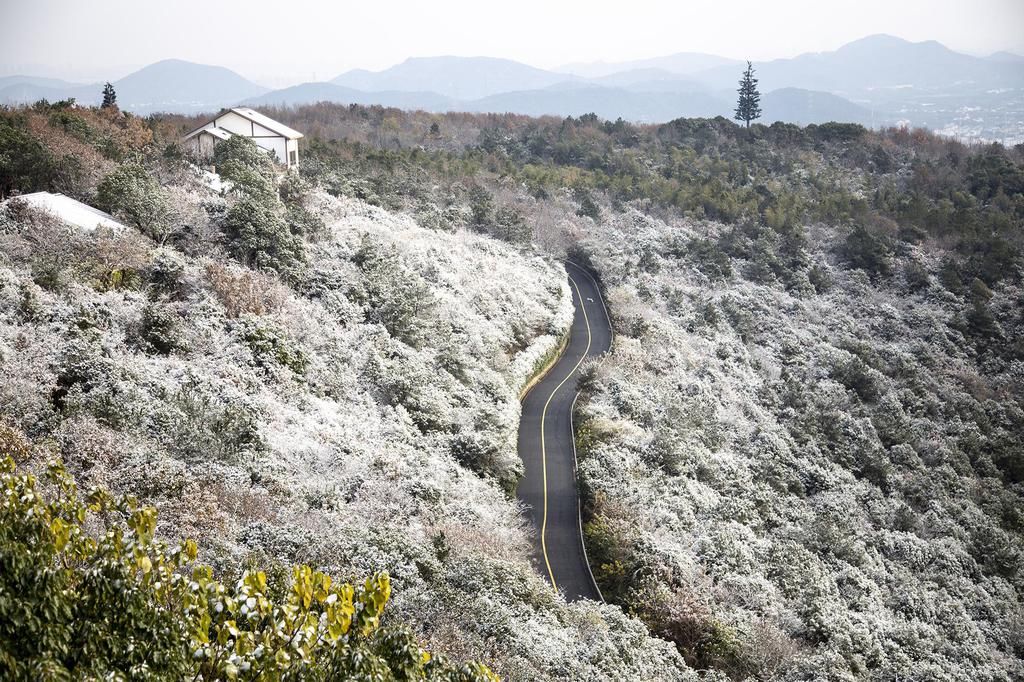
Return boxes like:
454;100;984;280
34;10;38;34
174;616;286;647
289;150;297;166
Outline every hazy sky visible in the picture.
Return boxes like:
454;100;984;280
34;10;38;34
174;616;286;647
2;0;1023;86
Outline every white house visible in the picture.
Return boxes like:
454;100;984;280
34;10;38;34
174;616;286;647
182;108;303;168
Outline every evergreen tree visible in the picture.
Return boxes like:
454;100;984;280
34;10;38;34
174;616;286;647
101;82;117;109
734;61;761;128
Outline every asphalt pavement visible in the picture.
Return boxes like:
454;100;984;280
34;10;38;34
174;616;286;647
516;261;612;602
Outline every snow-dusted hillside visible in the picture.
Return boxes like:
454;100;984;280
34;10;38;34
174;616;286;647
573;209;1024;678
0;185;690;679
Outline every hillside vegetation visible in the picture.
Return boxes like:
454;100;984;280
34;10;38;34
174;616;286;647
0;103;688;680
1;99;1022;679
258;102;1022;679
574;210;1022;678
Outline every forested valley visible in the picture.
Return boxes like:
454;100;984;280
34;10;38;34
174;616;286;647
1;99;1021;679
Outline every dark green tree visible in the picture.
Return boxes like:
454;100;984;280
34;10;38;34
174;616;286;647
574;186;601;221
0;118;58;196
96;162;175;241
495;206;531;244
468;184;494;227
734;61;761;128
222;196;304;273
100;82;117;109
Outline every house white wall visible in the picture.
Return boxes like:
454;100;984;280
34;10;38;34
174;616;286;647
187;111;300;168
212;111;255;137
251;121;278;137
285;139;299;167
188;132;217;158
251;137;287;165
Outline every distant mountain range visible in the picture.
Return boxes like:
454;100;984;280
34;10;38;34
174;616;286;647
331;56;579;100
687;34;1024;94
245;82;457;112
0;59;267;113
559;52;742;79
2;36;1021;141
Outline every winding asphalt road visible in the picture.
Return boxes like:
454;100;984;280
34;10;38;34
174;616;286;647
517;261;612;602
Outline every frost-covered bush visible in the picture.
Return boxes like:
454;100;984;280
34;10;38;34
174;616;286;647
144;246;188;298
51;337;148;432
162;372;266;464
234;315;308;376
572;208;1024;679
286;203;327;240
222;196;304;274
0;176;689;678
96;162;175;242
137;302;185;355
280;171;327;240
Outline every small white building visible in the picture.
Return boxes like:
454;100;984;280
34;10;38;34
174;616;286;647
182;108;303;168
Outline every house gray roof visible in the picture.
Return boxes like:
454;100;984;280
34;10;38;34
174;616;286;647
182;125;233;141
229;108;303;140
184;107;303;142
202;126;233;141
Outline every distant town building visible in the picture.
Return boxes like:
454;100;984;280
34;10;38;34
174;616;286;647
3;192;126;232
182;107;303;168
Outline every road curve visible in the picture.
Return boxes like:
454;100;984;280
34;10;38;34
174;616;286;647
517;261;612;602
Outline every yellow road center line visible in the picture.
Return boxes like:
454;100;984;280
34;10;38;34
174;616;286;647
540;274;593;592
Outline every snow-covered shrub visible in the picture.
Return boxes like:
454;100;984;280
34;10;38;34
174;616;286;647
351;235;436;348
159;371;265;464
145;246;188;298
0;176;689;679
136;301;185;355
233;314;308;377
572;208;1024;679
222;196;304;274
96;161;175;242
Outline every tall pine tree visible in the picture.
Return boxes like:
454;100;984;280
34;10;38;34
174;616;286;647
101;82;117;109
734;61;761;128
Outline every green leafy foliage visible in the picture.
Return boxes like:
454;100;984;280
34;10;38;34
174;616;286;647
235;315;308;376
215;135;279;203
0;448;498;681
96;162;174;241
734;61;762;128
0;116;59;197
223;197;304;274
